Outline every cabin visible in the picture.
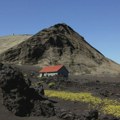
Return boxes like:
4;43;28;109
39;65;69;78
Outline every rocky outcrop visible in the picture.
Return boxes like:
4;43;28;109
55;109;120;120
0;63;55;116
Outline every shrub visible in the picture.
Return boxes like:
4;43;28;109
31;81;43;87
48;82;56;88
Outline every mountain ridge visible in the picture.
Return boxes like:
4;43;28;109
0;34;32;54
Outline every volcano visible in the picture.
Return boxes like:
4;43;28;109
0;23;120;74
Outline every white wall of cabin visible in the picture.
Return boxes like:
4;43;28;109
39;72;58;77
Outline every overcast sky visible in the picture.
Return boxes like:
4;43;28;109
0;0;120;64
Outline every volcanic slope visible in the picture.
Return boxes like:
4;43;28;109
0;23;120;75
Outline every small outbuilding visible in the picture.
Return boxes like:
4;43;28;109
39;65;69;78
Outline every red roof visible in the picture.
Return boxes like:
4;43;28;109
39;65;64;73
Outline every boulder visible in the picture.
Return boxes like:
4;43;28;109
0;63;55;116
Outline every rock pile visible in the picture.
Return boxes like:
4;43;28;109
0;63;55;116
55;109;99;120
56;109;120;120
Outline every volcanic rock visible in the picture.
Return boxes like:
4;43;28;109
0;63;55;116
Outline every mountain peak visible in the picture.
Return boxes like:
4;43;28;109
52;23;71;28
48;23;75;35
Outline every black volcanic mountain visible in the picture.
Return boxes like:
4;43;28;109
0;23;120;74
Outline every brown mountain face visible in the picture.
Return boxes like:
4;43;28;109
0;23;120;75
